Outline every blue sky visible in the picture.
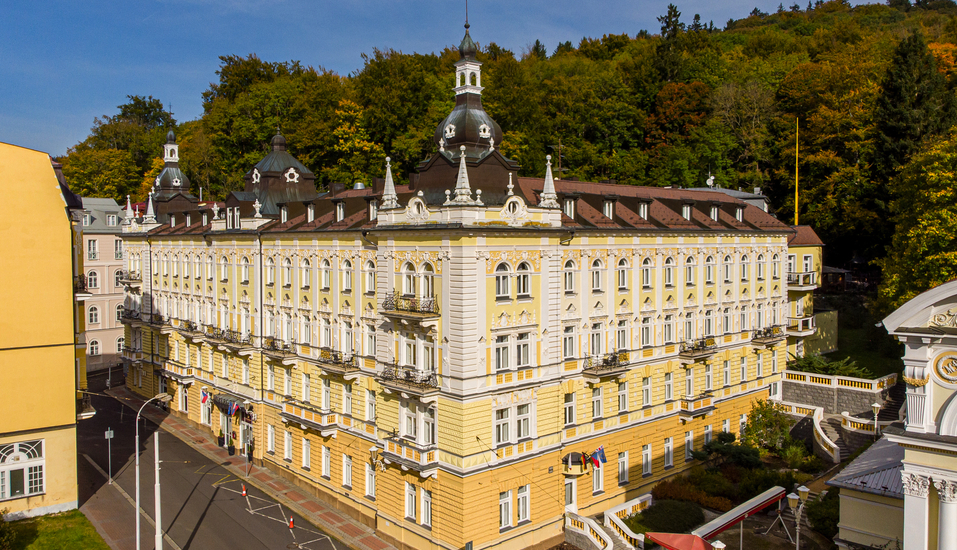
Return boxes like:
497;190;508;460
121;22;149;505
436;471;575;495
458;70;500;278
2;0;869;156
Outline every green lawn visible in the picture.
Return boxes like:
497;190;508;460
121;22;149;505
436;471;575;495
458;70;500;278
2;510;109;550
816;294;904;379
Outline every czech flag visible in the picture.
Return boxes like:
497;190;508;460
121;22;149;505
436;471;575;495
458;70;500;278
201;390;209;404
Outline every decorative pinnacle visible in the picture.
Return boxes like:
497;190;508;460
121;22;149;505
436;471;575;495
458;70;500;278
540;154;560;209
451;145;476;204
381;156;399;210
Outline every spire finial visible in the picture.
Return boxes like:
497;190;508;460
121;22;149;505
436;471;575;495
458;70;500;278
539;154;560;209
381;156;399;209
465;0;469;29
144;190;156;223
451;145;476;204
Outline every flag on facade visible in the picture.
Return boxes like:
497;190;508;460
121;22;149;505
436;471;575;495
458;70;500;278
591;452;601;468
201;390;209;404
595;445;608;464
581;451;590;470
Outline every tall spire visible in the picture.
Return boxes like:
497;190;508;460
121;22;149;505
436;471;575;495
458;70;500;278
451;145;475;204
124;194;134;220
144;191;156;223
540;155;560;209
380;157;399;209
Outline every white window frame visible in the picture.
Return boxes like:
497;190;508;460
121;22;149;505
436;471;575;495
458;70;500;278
517;485;530;524
343;454;352;487
284;430;292;462
499;490;512;529
302;438;311;469
664;437;673;468
642;444;652;476
618;451;629;485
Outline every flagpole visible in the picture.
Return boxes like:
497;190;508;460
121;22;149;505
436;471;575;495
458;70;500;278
795;117;799;226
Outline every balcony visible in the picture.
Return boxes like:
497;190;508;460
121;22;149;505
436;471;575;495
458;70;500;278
280;400;338;437
114;251;124;260
582;351;630;382
118;269;142;286
679;337;717;362
787;271;818;291
74;277;92;301
378;363;440;398
87;252;99;261
382;435;438;478
122;346;143;362
381;292;440;323
262;337;297;361
317;348;361;376
752;326;786;347
678;394;715;421
160;360;196;383
787;316;816;337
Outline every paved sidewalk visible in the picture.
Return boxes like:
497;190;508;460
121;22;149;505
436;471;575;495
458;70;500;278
105;386;396;550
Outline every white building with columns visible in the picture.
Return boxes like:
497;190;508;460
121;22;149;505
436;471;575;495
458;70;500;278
832;278;957;549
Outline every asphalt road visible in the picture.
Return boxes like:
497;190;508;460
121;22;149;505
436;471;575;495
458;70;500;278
80;369;342;550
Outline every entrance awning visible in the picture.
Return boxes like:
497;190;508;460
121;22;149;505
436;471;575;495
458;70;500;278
691;485;786;540
212;394;244;415
645;533;715;550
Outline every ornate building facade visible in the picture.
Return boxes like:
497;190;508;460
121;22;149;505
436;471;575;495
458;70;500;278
120;26;810;549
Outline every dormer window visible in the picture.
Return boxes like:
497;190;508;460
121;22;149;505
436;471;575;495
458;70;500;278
232;207;240;229
281;206;288;223
710;205;719;221
369;199;378;220
186;213;191;226
735;207;743;222
563;198;575;219
170;215;176;227
202;212;208;226
336;202;345;222
603;200;614;219
307;204;315;223
682;204;692;220
638;202;649;220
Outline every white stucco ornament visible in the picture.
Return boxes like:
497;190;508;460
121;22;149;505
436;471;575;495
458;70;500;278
172;177;181;187
284;168;299;183
212;203;220;219
252;168;261;184
444;124;456;139
253;199;263;218
478;123;491;140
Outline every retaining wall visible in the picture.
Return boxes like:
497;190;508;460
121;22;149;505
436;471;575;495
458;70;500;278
782;371;896;416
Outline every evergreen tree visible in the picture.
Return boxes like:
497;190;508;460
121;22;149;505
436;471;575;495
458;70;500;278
873;32;956;182
656;4;686;82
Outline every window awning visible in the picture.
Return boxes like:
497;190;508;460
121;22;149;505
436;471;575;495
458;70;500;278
691;486;786;540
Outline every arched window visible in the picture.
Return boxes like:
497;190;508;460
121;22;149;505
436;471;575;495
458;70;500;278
193;255;201;279
116;336;125;353
88;306;99;324
172;254;179;277
115;304;124;322
771;254;780;279
89;339;100;356
301;259;312;289
206;255;213;280
183;255;190;278
723;255;732;283
87;270;98;289
723;308;731;334
152;254;159;275
757;254;766;280
220;256;229;282
163;254;169;276
563;260;576;293
642;258;653;288
282;258;292;287
402;262;417;296
617;259;628;290
114;269;123;288
241;257;250;283
516;262;531;297
664;258;675;287
740;305;749;331
421;263;435;297
365;261;376;294
591;260;604;292
266;257;275;285
705;256;715;284
495;263;511;299
740;255;749;281
320;259;331;289
685;257;696;287
342;260;353;292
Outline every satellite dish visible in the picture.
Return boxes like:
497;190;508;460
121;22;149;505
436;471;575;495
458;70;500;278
706;174;715;188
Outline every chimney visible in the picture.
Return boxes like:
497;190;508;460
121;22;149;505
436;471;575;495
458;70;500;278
754;187;762;195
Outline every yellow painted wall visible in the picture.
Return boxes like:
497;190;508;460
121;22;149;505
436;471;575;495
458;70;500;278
837;489;903;548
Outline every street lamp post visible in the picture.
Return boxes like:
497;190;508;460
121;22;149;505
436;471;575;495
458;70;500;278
135;392;172;550
787;485;811;550
872;402;882;439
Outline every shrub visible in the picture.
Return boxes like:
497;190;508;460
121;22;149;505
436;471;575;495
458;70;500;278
688;468;737;501
799;454;828;474
742;400;795;452
625;500;706;534
0;509;13;550
651;477;734;512
788;353;873;378
781;443;807;469
806;489;840;540
739;469;798;502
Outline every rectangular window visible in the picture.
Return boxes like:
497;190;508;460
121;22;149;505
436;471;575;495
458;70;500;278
642;444;652;475
603;200;614;219
563;327;575;359
740;357;748;382
664;373;673;401
517;485;530;523
303;373;311;402
740;414;747;435
705;364;713;391
367;390;376;421
404;402;418;439
642;377;651;406
202;400;212;425
284;368;292;396
365;324;376;355
664;437;673;468
723;419;731;433
344;384;353;415
302;438;311;469
516;333;530;367
618;382;627;413
495;335;510;371
284;431;292;462
242;358;249;385
616;321;627;351
685;369;693;397
424;407;436;445
756;354;763;377
421;489;432;527
564;393;575;426
664;315;674;344
343;454;352;487
772;350;778;373
723;360;730;387
406;483;417;520
500;490;512;529
365;463;376;498
221;355;228;378
516;404;530;439
590;323;603;356
495;409;510;445
495;270;510;299
641;319;651;347
618;452;628;484
323;379;331;410
592;387;602;419
592;461;603;493
267;424;275;453
685;431;694;461
704;425;713;445
322;446;330;478
563;199;575;219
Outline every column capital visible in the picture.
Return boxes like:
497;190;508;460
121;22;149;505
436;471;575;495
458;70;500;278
934;478;957;503
902;471;931;498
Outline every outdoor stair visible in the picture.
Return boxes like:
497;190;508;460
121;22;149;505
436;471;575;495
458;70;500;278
594;514;634;550
878;380;906;422
821;416;851;461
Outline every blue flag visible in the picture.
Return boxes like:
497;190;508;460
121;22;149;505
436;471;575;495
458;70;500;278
595;445;607;464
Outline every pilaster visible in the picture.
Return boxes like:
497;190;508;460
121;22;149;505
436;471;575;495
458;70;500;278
902;470;931;550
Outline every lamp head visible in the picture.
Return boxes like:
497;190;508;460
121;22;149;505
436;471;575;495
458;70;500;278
798;485;810;502
711;541;726;550
787;492;799;510
156;393;173;403
872;402;882;413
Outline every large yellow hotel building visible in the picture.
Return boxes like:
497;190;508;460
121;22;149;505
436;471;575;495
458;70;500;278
120;27;816;550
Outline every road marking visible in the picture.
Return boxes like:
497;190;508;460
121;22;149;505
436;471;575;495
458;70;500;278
82;453;183;550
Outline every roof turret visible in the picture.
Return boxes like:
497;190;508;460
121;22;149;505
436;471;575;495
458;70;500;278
459;24;478;60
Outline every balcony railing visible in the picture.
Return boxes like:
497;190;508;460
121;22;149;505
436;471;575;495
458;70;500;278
382;291;440;316
121;308;140;321
752;325;785;344
382;435;438;472
263;337;296;357
788;316;815;334
787;271;817;287
679;337;717;359
114;250;124;260
318;348;360;372
380;363;439;391
118;269;142;283
149;314;168;326
87;252;99;261
679;395;715;418
74;276;90;294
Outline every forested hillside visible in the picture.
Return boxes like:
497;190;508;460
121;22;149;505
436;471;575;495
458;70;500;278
58;0;957;311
